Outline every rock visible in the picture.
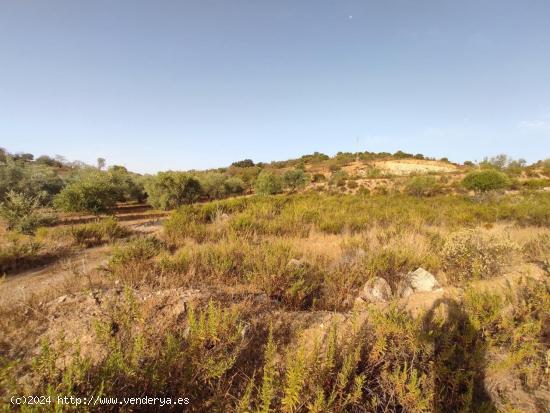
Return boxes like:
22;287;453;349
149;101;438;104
240;323;250;339
399;268;440;298
172;299;187;318
360;277;392;303
57;295;67;304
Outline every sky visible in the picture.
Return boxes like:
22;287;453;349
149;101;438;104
1;0;549;173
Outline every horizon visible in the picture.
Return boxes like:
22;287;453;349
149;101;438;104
2;0;550;173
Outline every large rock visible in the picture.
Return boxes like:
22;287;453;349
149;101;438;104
359;277;392;303
399;268;440;298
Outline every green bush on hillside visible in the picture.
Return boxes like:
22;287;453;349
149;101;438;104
144;171;202;210
283;169;308;192
405;176;439;197
254;171;283;195
54;172;119;213
0;191;56;234
461;170;510;193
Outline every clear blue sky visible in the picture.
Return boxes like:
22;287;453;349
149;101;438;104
1;0;549;173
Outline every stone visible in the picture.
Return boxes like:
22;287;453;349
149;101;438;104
57;295;67;304
399;268;440;298
360;277;392;303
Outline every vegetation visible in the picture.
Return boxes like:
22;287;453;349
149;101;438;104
0;191;55;234
144;171;202;209
462;170;511;193
255;171;284;195
2;148;550;412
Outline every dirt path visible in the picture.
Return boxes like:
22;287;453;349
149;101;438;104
0;245;111;306
0;216;166;306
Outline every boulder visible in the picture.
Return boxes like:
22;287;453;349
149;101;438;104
399;268;440;298
359;277;392;303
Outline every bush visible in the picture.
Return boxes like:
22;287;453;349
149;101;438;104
283;169;308;192
462;170;510;193
68;217;129;247
0;234;43;273
231;159;255;168
0;191;55;234
405;176;439;197
144;172;202;210
0;157;64;204
311;173;326;183
254;171;283;195
442;229;516;282
223;177;245;196
54;172;119;213
107;166;146;202
330;171;348;187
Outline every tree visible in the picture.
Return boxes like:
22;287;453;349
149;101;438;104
108;165;146;202
97;157;106;170
462;170;510;193
231;159;255;168
144;172;202;210
54;172;119;213
254;171;283;195
0;157;64;204
283;169;308;192
35;155;63;168
199;173;228;200
223;177;245;195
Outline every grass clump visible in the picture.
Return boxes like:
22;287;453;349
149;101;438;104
67;217;129;247
441;229;516;282
405;176;440;197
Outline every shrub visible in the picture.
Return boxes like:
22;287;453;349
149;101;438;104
330;171;348;187
283;169;308;192
144;171;202;210
107;165;146;202
311;173;326;183
405;176;439;197
462;170;510;193
442;229;516;282
54;172;119;213
224;177;245;195
231;159;255;168
0;234;43;273
0;191;55;234
0;157;64;204
254;171;283;195
68;217;129;247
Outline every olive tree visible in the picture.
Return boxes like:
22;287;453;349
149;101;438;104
144;171;202;210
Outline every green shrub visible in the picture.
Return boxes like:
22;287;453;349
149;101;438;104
54;172;119;213
462;170;510;193
144;171;202;210
405;176;439;197
442;229;516;282
283;169;308;192
107;165;146;202
254;171;283;195
330;171;348;187
68;217;129;247
0;191;56;234
110;237;163;267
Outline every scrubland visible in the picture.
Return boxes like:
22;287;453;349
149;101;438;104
1;149;550;412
